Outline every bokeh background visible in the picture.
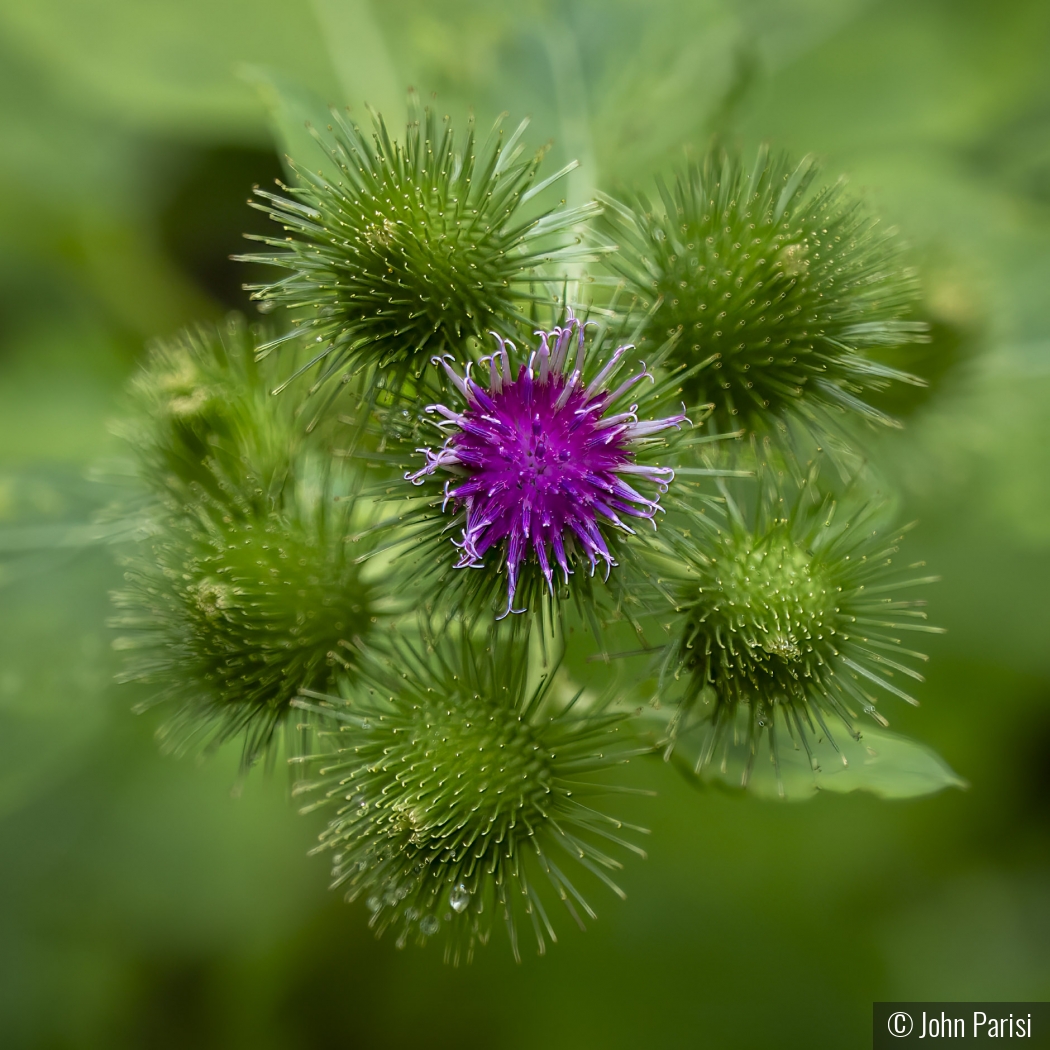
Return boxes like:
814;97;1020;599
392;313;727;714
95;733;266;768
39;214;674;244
1;0;1049;1046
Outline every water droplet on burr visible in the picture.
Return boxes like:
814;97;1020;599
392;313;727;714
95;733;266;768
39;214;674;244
449;883;470;913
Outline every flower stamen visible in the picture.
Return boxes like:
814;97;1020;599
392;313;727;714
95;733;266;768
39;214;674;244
406;313;686;612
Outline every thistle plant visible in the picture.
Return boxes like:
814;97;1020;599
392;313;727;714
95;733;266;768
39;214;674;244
238;99;600;400
292;628;644;963
92;90;961;959
597;147;928;439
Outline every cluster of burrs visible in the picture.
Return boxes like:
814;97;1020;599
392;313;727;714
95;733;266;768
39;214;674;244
111;96;945;960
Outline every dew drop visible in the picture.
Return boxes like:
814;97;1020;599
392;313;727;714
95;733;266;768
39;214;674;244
419;915;440;936
449;883;470;913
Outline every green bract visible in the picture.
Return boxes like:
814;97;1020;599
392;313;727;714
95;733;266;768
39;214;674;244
111;319;385;767
653;456;942;785
292;630;645;962
598;147;927;438
238;100;601;397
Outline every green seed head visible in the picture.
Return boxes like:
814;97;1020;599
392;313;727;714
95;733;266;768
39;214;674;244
112;319;381;767
237;98;600;394
658;466;941;772
676;526;840;711
599;147;926;438
294;633;643;962
121;316;307;508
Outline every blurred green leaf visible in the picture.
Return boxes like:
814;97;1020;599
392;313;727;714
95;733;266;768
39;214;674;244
239;66;343;184
0;0;341;137
0;549;114;818
668;713;966;801
310;0;405;129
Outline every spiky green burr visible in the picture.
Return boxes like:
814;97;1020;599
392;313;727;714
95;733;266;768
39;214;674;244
655;460;941;781
237;100;600;396
293;630;646;962
111;318;382;767
598;147;927;438
118;315;308;507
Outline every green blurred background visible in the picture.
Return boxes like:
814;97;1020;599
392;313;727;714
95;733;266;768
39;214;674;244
1;0;1049;1046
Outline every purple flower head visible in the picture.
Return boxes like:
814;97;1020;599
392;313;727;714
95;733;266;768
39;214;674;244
406;314;687;616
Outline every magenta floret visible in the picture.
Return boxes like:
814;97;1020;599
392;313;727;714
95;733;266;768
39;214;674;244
406;315;686;615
